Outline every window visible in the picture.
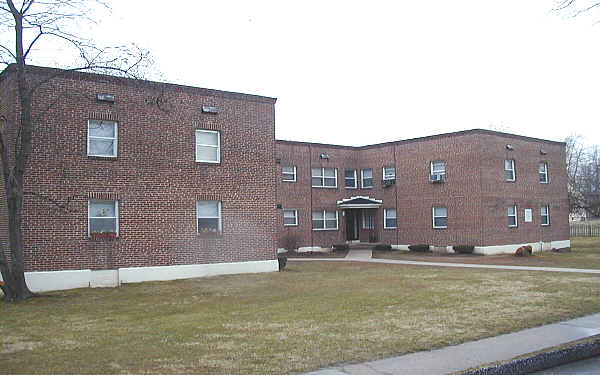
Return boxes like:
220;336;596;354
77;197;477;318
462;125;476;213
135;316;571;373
539;163;548;184
541;205;550;226
312;210;338;230
312;167;337;188
345;169;357;188
432;207;447;229
195;130;220;163
88;199;118;235
431;161;446;177
505;159;516;181
362;211;374;229
361;168;373;188
197;201;222;234
384;209;397;229
88;120;117;157
282;166;296;182
508;205;518;227
383;167;396;180
283;209;298;226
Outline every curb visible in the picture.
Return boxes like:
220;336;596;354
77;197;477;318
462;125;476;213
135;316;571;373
457;336;600;375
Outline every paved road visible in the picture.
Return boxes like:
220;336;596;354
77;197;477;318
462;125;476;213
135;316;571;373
530;356;600;375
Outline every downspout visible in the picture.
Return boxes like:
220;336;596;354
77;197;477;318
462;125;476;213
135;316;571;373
309;144;313;249
394;143;399;248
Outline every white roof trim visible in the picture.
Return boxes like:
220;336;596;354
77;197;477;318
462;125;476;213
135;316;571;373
336;196;382;208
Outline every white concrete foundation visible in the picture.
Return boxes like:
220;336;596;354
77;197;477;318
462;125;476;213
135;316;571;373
1;260;279;293
297;246;330;253
391;240;570;255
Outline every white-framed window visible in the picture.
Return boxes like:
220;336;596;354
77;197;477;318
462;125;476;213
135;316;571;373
541;205;550;226
361;168;373;188
432;207;447;229
384;208;397;229
197;201;222;234
539;162;548;184
312;210;338;230
88;199;119;236
312;167;337;188
383;167;396;180
431;161;446;177
282;166;297;182
508;205;518;227
362;211;374;229
88;120;117;157
505;159;516;181
283;209;298;226
195;129;220;163
345;169;357;188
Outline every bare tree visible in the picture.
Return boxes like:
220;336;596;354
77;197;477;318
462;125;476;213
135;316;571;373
554;0;600;19
0;0;151;301
565;134;600;219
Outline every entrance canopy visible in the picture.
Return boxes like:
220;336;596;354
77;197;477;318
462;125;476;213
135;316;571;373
336;196;382;209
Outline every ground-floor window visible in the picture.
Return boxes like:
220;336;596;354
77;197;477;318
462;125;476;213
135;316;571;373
432;207;447;229
363;211;374;229
283;209;298;226
508;205;518;227
541;205;550;226
312;210;338;230
88;199;119;236
197;201;222;234
384;208;397;229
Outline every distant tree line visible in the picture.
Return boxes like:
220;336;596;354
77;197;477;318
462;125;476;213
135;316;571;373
566;135;600;219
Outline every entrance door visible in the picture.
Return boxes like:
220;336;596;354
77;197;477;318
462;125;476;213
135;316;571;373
345;209;359;241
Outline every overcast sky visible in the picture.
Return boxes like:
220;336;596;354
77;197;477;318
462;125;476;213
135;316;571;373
98;1;600;146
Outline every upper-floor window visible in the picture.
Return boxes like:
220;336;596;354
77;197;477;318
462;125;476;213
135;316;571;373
88;120;117;157
88;199;119;236
197;201;222;234
508;205;518;227
432;207;447;229
431;161;446;177
539;163;548;184
195;130;220;163
361;168;373;188
384;208;397;229
362;211;374;229
312;210;338;230
282;166;297;182
312;167;337;188
283;209;298;226
345;169;357;188
541;205;550;226
383;167;396;180
505;159;516;182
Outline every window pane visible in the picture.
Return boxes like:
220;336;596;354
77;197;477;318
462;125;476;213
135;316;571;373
541;206;548;215
283;210;296;218
90;218;116;232
324;168;335;177
434;217;447;227
345;178;356;187
432;162;445;173
90;201;115;217
312;212;324;221
325;211;336;220
284;217;297;225
345;170;355;178
311;168;321;177
196;131;218;146
434;207;447;217
386;218;397;228
312;177;322;186
197;201;219;217
196;145;218;162
89;121;115;137
386;209;396;219
325;219;337;229
89;139;115;156
363;169;372;178
198;218;219;232
505;160;513;170
508;206;516;216
312;219;324;229
283;166;294;174
384;167;395;179
324;177;336;187
508;216;517;226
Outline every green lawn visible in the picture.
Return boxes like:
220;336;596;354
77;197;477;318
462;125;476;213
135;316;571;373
373;237;600;269
1;261;598;374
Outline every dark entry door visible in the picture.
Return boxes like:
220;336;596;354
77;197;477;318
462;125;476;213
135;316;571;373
346;209;359;241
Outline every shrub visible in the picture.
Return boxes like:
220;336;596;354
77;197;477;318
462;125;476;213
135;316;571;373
332;243;349;251
373;243;392;251
408;244;430;252
453;245;475;254
278;256;287;271
515;245;533;257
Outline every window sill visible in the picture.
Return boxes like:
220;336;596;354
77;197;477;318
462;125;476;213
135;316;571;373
312;228;338;231
383;227;397;230
196;232;223;238
89;233;118;241
196;161;221;165
284;224;298;227
282;180;297;183
361;187;373;189
433;227;447;230
312;186;338;189
345;187;357;189
88;155;118;160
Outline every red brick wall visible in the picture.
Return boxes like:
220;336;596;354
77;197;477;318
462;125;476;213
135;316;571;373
276;130;569;249
2;66;277;272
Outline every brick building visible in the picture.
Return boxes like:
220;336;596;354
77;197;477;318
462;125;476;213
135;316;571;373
0;66;569;292
276;131;569;254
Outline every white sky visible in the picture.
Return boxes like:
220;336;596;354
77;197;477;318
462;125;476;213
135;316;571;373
98;1;600;146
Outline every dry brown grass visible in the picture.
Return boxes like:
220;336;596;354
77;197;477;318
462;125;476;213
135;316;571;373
1;261;598;374
373;237;600;269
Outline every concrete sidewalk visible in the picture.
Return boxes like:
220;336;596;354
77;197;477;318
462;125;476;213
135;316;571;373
290;257;600;274
303;314;600;375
